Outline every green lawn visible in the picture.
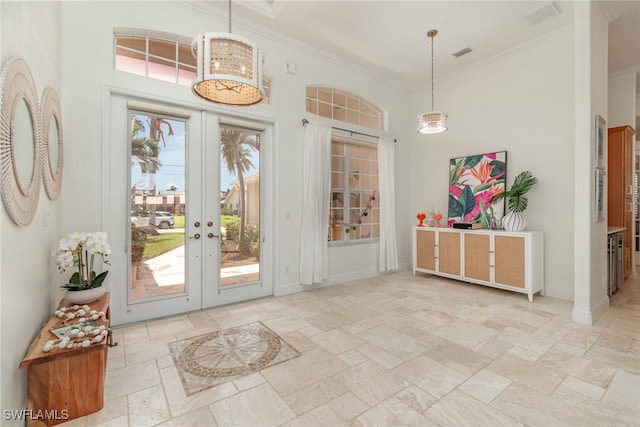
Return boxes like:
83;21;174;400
173;215;185;228
143;233;185;260
139;214;238;261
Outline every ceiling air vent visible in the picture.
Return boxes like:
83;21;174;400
524;1;562;25
453;47;472;58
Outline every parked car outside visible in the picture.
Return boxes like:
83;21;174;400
131;211;175;229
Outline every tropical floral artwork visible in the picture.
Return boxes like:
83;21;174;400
448;151;507;227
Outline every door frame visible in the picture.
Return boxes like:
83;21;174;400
202;115;276;309
103;87;277;326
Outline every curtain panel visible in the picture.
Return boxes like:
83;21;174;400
378;137;398;271
299;122;332;285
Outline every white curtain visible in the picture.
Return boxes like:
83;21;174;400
299;122;332;285
378;137;398;271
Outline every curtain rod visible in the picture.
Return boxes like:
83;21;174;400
301;118;396;143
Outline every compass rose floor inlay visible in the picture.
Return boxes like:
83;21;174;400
168;321;301;396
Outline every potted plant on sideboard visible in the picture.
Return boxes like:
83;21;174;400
492;170;538;232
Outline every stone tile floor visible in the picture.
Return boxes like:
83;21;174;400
63;270;639;426
167;321;301;396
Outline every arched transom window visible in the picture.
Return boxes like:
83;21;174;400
305;87;383;130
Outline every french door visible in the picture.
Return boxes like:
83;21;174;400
108;95;273;325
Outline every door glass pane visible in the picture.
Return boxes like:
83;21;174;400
220;126;260;287
130;113;186;300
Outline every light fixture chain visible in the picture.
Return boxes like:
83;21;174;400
417;29;447;134
431;33;435;111
228;0;232;33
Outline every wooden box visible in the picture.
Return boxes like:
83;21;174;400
19;293;111;426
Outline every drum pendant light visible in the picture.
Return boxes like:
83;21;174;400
417;30;448;134
191;0;264;106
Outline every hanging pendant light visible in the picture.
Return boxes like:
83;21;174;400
191;0;264;106
417;29;448;134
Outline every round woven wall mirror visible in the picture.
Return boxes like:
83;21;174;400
41;87;63;200
14;99;35;188
0;57;42;226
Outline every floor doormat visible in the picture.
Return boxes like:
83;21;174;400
168;321;301;396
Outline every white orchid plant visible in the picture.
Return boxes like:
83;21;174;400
52;232;111;290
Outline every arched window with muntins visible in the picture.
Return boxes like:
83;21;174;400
305;87;383;131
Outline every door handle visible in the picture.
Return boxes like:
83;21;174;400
208;233;220;239
190;233;201;240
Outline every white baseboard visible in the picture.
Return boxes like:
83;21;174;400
591;293;610;322
275;281;314;296
275;266;394;297
572;307;593;325
572;293;609;325
543;285;574;301
398;260;412;271
326;268;380;286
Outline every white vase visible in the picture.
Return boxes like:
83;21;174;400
64;286;105;304
502;211;527;232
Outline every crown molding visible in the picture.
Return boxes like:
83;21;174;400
598;0;622;23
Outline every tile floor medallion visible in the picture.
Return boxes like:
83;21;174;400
168;321;301;395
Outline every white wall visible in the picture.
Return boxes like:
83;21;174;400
637;93;640;137
59;1;412;311
572;1;610;324
0;0;3;414
0;1;3;412
588;1;610;321
409;30;576;301
609;72;637;128
0;1;62;421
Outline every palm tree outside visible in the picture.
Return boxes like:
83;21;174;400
129;113;187;299
131;115;174;228
131;116;161;185
220;127;259;242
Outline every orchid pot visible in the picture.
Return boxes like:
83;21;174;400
52;232;111;303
